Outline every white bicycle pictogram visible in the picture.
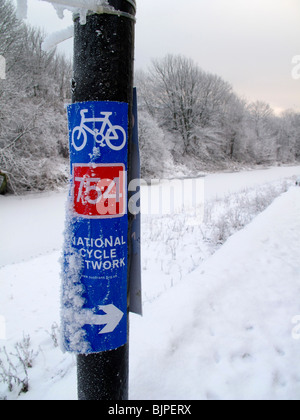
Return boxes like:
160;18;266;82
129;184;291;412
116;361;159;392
72;109;127;152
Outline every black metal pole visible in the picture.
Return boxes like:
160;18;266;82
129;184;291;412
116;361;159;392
72;0;136;401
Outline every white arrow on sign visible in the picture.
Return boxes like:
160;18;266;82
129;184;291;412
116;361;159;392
82;304;124;335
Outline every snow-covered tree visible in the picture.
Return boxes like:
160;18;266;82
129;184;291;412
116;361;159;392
149;55;203;155
245;101;277;164
136;54;300;173
138;110;174;178
276;110;300;162
0;0;71;193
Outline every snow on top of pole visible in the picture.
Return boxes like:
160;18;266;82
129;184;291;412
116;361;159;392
46;0;136;23
42;26;74;51
16;0;136;51
17;0;136;21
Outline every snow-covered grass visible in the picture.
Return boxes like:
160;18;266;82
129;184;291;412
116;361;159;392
0;252;77;400
0;166;300;400
140;179;290;304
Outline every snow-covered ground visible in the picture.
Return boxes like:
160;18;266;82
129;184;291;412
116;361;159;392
0;165;300;400
131;186;300;400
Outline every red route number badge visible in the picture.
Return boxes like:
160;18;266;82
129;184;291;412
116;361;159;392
73;164;126;218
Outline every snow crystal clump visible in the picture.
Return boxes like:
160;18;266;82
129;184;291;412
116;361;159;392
60;197;91;354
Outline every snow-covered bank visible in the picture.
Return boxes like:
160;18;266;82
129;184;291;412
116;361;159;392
130;187;300;400
0;191;66;267
204;165;300;200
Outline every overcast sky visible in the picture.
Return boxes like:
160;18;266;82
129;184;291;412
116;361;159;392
19;0;300;114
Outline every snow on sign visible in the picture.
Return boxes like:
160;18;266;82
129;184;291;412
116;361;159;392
62;101;128;354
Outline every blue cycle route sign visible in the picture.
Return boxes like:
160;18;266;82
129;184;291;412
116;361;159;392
62;101;128;354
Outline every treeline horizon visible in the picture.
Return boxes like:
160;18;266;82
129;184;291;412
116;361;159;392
135;54;300;178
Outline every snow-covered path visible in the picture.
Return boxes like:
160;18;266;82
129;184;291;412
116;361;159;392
130;187;300;400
